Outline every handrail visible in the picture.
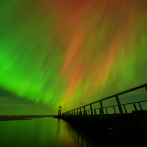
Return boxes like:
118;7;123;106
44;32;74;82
100;99;147;108
65;99;147;115
62;83;147;115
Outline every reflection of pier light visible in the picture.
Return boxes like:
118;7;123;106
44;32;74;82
56;118;61;136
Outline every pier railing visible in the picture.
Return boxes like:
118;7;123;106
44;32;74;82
62;83;147;116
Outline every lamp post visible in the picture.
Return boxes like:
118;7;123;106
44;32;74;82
58;106;62;116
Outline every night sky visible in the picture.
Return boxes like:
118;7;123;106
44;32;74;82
0;0;147;115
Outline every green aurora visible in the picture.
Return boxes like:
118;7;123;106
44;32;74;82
0;0;147;114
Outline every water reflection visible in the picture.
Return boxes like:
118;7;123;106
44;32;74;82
56;118;61;136
66;121;115;147
0;117;72;147
0;117;113;147
66;123;93;147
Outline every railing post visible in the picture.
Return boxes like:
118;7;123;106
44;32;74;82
80;107;82;115
115;95;123;115
123;104;127;113
113;106;116;114
94;109;97;115
106;107;108;114
74;109;75;115
90;104;93;115
85;110;87;115
99;108;101;115
133;103;137;111
83;106;85;115
138;102;143;110
100;100;104;115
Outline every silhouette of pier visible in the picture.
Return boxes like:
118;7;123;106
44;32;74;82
62;83;147;117
57;83;147;146
52;83;147;131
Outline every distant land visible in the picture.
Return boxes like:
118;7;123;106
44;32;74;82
0;115;55;121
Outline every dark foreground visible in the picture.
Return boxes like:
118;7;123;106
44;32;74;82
58;111;147;146
0;113;147;146
65;116;147;146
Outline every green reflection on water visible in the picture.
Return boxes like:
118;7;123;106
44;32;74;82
0;117;79;147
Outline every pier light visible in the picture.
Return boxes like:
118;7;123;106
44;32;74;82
58;106;62;116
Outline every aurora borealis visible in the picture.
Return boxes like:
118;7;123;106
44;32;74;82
0;0;147;114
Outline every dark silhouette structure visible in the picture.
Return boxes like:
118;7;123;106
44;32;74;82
62;83;147;116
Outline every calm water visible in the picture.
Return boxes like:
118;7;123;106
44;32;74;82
0;117;94;147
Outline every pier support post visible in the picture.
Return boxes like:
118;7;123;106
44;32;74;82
115;95;123;115
100;100;104;115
